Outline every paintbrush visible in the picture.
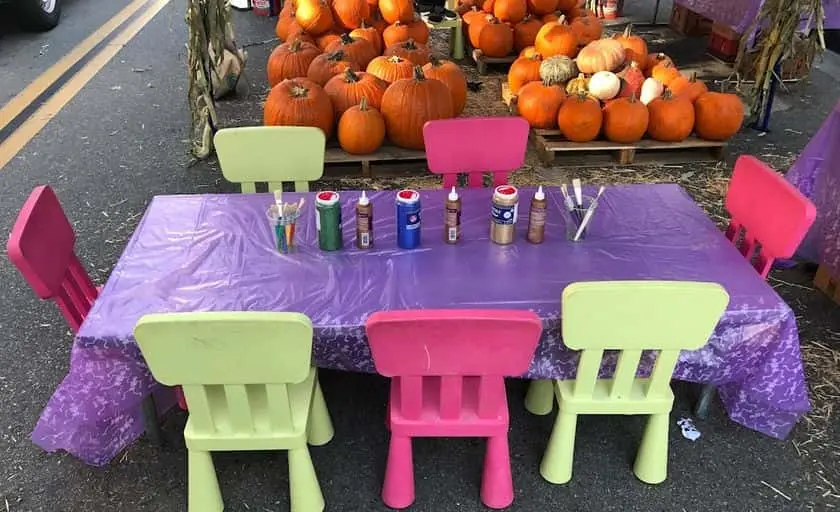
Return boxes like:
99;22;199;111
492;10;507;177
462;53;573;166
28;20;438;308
573;186;605;241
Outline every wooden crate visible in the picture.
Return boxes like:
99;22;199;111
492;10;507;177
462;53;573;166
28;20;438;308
669;3;712;36
531;129;726;166
814;265;840;305
467;41;516;75
324;143;426;177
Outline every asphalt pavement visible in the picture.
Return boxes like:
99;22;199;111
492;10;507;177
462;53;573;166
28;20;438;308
0;1;838;511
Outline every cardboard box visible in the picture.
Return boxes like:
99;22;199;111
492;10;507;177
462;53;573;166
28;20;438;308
708;22;742;62
670;3;712;36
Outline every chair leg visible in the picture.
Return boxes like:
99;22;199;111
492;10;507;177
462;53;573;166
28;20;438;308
695;384;716;419
288;447;325;512
188;450;223;512
481;435;514;509
141;394;164;446
525;379;555;416
452;25;465;60
634;413;670;484
307;378;334;447
382;435;415;509
539;412;577;484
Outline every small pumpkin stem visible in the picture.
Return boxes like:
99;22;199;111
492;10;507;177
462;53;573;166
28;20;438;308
428;54;442;66
387;55;404;63
328;50;346;61
689;71;698;82
661;89;673;100
403;38;417;49
557;14;566;24
339;33;354;44
623;24;633;37
628;92;638;102
359;97;369;111
290;39;303;51
412;65;425;80
291;85;309;97
344;68;360;82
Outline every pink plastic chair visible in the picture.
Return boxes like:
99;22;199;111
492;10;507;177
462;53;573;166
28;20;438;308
423;117;530;188
694;156;817;418
7;185;165;443
365;309;543;510
725;155;817;278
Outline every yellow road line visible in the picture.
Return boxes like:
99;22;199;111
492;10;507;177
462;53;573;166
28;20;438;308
0;0;151;134
0;0;172;171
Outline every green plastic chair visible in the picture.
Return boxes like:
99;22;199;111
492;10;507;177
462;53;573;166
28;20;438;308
214;126;326;193
525;281;729;485
133;312;334;512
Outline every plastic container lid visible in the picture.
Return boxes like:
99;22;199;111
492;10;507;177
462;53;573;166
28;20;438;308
494;185;518;198
448;186;459;201
396;189;420;203
358;191;370;206
534;186;545;201
316;191;340;206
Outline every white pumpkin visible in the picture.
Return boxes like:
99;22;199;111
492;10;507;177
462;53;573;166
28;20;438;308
588;71;620;101
640;77;664;105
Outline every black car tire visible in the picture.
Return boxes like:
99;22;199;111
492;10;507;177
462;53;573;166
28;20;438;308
15;0;62;32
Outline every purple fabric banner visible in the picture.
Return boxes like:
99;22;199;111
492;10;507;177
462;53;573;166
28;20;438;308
31;185;810;466
676;0;840;33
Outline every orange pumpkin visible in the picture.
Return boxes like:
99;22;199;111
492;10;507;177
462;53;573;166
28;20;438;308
350;22;383;54
280;0;297;17
534;16;578;58
366;55;416;83
694;91;744;141
669;72;708;103
516;79;566;128
650;61;681;87
646;90;695;142
330;0;370;30
468;13;492;48
423;55;468;116
338;97;386;154
481;0;495;13
508;53;542;93
276;11;301;41
614;24;648;66
462;6;486;25
494;0;527;23
526;0;558;16
324;68;389;117
383;19;430;47
307;49;361;86
643;52;673;76
326;33;378;68
295;0;335;35
267;39;322;87
602;94;649;143
557;92;602;142
263;78;335;138
575;38;624;73
368;9;389;33
514;15;543;52
569;14;601;45
384;39;431;65
379;0;414;24
616;61;644;98
478;17;514;57
380;65;454;149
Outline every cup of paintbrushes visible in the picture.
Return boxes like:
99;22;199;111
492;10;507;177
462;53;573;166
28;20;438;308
266;200;304;253
563;195;597;241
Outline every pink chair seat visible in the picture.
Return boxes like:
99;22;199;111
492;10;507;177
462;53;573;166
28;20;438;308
423;117;529;188
366;309;542;510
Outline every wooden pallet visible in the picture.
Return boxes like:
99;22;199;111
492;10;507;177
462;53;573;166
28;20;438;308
814;265;840;305
466;41;516;75
531;129;726;166
324;142;426;177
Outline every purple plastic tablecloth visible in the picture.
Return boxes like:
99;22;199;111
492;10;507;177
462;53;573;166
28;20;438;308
786;100;840;275
675;0;840;33
31;184;809;466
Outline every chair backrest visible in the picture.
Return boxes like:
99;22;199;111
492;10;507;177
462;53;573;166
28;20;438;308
725;155;817;278
6;185;98;333
423;117;529;188
214;126;326;193
561;281;729;399
134;312;314;435
365;309;542;419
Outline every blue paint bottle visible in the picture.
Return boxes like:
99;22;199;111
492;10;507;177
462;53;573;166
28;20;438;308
396;189;421;249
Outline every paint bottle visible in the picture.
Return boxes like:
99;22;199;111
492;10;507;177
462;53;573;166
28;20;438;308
490;185;519;245
527;186;547;244
396;189;421;249
356;191;373;249
444;186;461;244
315;191;342;251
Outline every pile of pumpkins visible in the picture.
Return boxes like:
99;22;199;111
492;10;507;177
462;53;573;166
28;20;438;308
265;0;468;153
503;14;744;143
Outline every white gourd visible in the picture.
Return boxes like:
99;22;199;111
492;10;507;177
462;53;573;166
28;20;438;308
640;77;664;105
588;71;620;100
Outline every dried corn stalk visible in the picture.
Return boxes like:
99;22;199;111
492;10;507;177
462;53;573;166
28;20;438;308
735;0;826;117
187;0;239;159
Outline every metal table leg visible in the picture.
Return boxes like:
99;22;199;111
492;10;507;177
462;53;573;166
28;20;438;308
694;384;717;419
